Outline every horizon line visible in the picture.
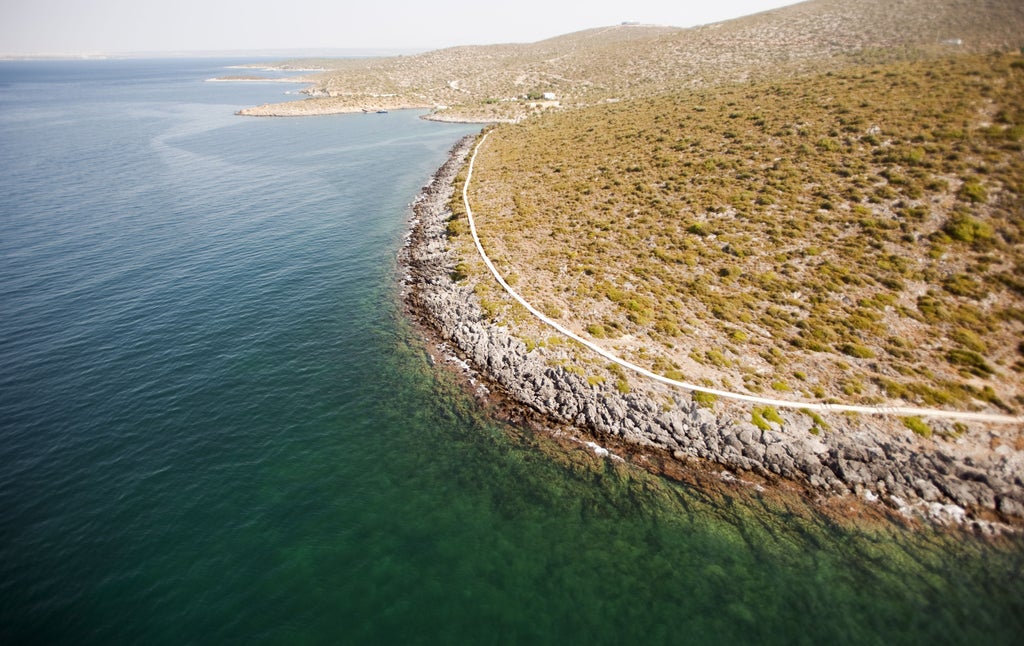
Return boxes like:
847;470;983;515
0;47;429;61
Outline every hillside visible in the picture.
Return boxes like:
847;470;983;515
452;52;1024;434
238;0;1024;121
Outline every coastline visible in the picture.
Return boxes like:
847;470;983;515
236;98;505;123
401;135;1024;534
237;99;433;117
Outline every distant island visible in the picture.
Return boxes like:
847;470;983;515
247;0;1024;532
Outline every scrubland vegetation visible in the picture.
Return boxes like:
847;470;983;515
452;53;1024;414
243;0;1024;121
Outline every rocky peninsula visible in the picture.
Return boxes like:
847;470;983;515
401;136;1024;534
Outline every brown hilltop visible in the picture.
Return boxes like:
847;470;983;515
238;0;1024;120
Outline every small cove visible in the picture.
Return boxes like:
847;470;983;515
0;59;1021;644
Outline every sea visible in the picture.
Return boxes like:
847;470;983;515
0;58;1022;645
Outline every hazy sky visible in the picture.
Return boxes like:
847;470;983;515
0;0;805;55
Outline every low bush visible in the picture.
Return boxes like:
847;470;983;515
692;391;718;407
957;178;988;203
903;416;933;438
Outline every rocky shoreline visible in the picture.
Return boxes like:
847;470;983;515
401;135;1024;534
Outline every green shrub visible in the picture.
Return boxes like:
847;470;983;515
903;416;933;438
751;406;783;430
904;147;927;165
541;301;563;318
841;377;864;396
446;218;467;237
816;138;840;151
705;349;731;367
479;298;501;320
840;343;876;359
450;262;469;282
946;349;994;377
957;178;988;203
762;407;784;425
751;408;770;431
803;410;830;431
942;273;986;299
951;327;987;353
692;391;718;407
943;214;994;245
916;294;948;322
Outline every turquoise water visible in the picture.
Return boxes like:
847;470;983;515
1;59;1022;645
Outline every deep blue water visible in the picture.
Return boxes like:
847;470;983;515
1;59;1022;645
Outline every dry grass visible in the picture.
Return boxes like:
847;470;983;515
455;52;1024;414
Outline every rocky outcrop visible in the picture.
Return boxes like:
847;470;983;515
401;136;1024;532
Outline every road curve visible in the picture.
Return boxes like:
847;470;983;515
462;132;1024;425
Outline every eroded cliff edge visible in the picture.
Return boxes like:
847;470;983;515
401;136;1024;533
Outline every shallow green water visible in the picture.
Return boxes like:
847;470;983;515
0;59;1022;645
